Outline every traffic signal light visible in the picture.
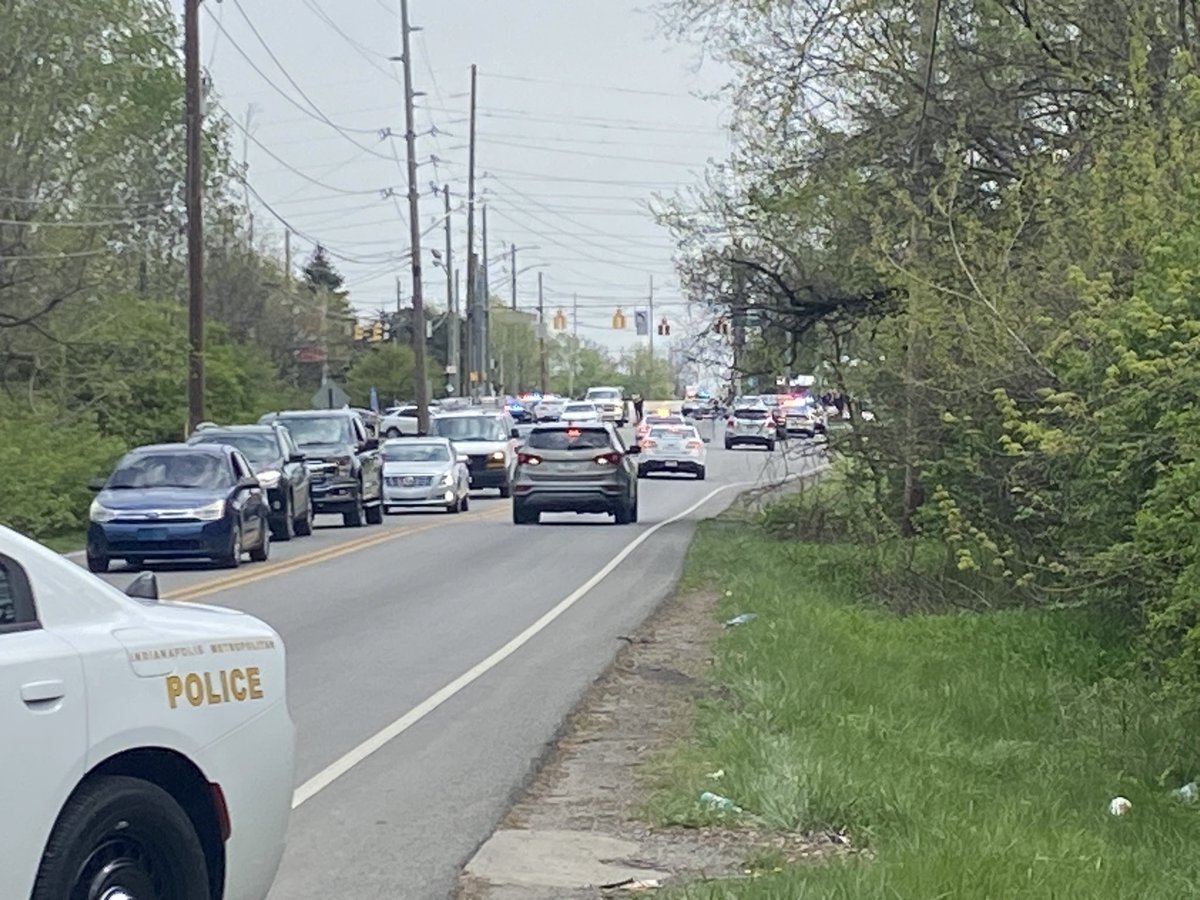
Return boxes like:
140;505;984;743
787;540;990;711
371;320;383;342
352;322;364;341
612;307;627;329
657;317;671;336
553;309;567;330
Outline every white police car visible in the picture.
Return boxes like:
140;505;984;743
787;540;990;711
1;525;294;900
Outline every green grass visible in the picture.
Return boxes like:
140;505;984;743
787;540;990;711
647;520;1200;898
41;529;85;554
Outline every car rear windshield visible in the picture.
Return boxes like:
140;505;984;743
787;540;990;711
527;428;613;451
275;416;353;446
431;416;507;442
108;453;232;490
384;443;450;462
563;404;596;414
192;433;279;464
734;408;770;420
650;427;694;440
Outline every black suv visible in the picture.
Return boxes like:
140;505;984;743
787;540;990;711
258;409;383;527
189;423;314;540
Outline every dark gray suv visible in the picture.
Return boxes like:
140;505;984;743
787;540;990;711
511;423;641;525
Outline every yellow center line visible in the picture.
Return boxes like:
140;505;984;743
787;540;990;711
165;505;508;602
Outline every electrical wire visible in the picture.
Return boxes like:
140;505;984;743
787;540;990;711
482;137;714;168
480;70;709;100
300;0;404;87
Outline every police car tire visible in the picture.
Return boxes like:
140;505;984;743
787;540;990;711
32;775;210;900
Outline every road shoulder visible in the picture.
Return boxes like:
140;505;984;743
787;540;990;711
457;580;840;898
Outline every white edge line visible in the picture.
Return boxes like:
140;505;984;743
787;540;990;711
290;470;825;810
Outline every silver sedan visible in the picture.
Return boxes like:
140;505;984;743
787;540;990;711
637;425;707;480
380;437;471;514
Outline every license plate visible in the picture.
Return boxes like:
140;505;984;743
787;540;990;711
137;527;168;541
665;460;679;468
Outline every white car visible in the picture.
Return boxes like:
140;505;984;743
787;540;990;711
584;386;627;425
381;436;471;513
3;526;294;900
560;401;603;424
637;424;707;479
380;404;421;438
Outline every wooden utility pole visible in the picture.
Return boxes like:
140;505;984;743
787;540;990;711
399;0;430;433
464;63;478;394
184;0;205;435
538;272;548;394
647;274;655;398
283;229;291;283
481;203;490;392
510;243;517;310
443;185;458;396
568;292;578;398
242;105;255;246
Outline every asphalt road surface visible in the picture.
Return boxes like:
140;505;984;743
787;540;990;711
88;422;825;899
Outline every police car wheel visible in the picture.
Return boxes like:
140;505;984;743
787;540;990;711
32;775;210;900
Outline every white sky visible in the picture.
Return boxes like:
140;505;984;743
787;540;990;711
187;0;733;364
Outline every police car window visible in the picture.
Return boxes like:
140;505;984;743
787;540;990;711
0;558;35;629
528;428;612;451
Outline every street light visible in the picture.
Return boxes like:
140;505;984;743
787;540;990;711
509;244;542;309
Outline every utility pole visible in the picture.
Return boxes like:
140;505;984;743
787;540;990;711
647;274;655;398
510;243;517;310
481;203;490;393
184;0;204;435
465;63;478;395
283;229;291;284
242;105;254;246
399;0;430;433
538;272;548;395
443;184;458;396
568;292;578;398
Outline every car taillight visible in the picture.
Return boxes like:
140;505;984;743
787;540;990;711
727;418;735;427
687;440;703;449
594;451;623;465
518;453;541;465
642;439;657;448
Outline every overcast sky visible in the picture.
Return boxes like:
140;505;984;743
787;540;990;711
185;0;732;364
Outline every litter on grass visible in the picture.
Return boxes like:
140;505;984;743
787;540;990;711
1109;796;1132;816
724;613;757;627
600;878;663;892
1173;781;1198;803
700;790;742;812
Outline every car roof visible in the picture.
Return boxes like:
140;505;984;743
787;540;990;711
262;409;357;419
127;442;229;456
383;435;452;445
192;424;280;436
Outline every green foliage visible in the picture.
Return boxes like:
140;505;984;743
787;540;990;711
344;343;418;408
648;517;1200;898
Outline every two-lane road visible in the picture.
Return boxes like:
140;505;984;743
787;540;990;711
90;431;820;898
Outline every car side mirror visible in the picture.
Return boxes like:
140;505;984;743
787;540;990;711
288;452;306;464
87;476;107;492
125;571;159;601
362;438;379;451
238;476;259;490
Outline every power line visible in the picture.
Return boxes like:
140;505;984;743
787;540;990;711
482;137;714;168
480;69;711;100
300;0;403;86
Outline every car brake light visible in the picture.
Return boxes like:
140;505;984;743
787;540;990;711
726;418;735;427
642;439;657;448
518;452;541;465
594;451;622;465
687;440;703;449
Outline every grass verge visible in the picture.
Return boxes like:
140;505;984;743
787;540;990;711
645;515;1200;898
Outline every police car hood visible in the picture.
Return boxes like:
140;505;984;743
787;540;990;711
98;486;228;510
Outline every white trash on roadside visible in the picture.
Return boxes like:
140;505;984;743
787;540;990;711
1109;796;1132;816
1172;781;1199;803
700;791;742;812
725;613;757;627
